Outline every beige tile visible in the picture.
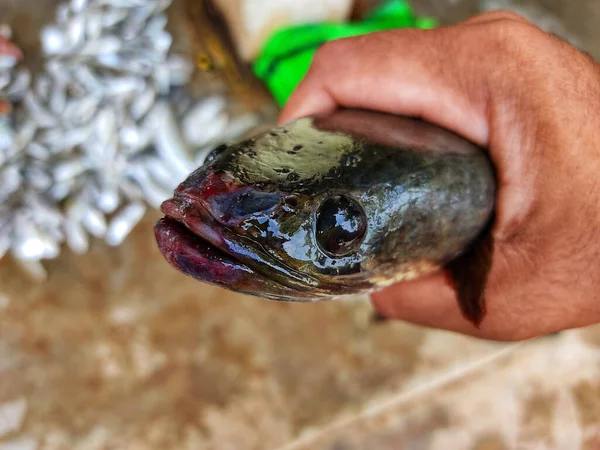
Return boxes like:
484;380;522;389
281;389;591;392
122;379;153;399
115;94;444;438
290;328;600;450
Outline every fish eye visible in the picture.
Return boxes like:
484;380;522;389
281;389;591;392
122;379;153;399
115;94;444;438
315;195;367;257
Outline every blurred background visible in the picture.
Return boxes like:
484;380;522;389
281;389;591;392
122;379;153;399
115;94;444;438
0;1;600;449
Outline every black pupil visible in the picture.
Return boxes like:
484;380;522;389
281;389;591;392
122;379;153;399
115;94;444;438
316;195;366;257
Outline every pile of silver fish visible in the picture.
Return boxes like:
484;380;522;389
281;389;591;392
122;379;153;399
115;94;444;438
0;0;259;279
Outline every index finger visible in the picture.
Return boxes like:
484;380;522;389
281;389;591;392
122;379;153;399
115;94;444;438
278;9;542;147
278;26;491;146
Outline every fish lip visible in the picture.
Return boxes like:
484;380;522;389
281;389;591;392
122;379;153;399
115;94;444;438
155;216;288;299
155;217;328;301
155;216;255;282
156;192;332;299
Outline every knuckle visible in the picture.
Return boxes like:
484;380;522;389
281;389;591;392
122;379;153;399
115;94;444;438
452;18;547;81
488;9;529;22
469;9;531;25
485;19;539;57
464;19;556;82
495;9;529;23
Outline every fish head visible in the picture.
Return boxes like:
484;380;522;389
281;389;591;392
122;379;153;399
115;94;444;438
155;109;495;301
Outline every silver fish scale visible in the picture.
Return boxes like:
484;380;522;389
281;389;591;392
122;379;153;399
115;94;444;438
0;0;261;280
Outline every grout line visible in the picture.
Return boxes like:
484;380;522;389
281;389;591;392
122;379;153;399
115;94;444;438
276;341;526;450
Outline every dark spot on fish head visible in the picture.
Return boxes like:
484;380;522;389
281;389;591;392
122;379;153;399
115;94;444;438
293;145;303;151
205;144;228;164
207;186;282;225
327;166;341;178
340;151;360;168
315;195;367;257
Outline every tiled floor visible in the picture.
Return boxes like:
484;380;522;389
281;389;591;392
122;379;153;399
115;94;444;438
285;329;600;450
1;1;600;449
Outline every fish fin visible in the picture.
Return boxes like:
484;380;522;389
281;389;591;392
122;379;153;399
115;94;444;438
446;216;495;328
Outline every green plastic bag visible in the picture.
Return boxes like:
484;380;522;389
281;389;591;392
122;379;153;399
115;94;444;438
252;0;437;107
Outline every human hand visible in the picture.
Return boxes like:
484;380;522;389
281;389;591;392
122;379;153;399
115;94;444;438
278;10;600;341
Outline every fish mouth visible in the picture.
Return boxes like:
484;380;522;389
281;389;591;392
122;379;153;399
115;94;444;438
154;194;332;301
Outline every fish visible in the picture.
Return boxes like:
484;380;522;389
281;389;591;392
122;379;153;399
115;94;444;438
155;109;497;325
